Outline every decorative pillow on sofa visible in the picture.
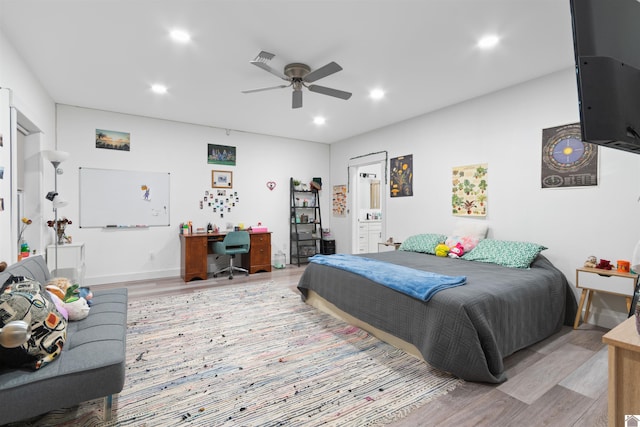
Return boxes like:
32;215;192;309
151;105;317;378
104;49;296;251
461;239;547;269
0;275;67;370
399;234;446;254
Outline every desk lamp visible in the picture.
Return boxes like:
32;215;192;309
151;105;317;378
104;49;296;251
0;320;31;348
43;150;70;275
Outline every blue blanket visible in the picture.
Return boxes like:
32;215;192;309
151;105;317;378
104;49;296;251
309;254;466;301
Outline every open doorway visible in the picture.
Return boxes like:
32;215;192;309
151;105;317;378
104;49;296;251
348;152;386;254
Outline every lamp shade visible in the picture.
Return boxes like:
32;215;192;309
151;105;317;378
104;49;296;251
43;150;70;165
0;320;31;348
46;191;68;208
53;195;68;208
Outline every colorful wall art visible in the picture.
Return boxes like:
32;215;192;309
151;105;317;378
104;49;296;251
390;155;413;197
452;163;488;217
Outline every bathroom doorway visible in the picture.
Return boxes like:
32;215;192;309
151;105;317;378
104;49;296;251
348;152;386;254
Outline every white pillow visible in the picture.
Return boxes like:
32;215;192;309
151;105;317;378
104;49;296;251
452;220;488;240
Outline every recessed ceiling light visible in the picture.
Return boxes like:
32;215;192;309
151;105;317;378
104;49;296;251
477;35;500;49
369;89;385;100
151;84;168;94
313;116;326;125
170;29;191;43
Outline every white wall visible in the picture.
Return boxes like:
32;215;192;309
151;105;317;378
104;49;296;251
55;105;330;284
330;68;640;328
0;28;56;263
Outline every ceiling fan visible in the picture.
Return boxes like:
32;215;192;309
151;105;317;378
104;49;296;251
242;51;352;109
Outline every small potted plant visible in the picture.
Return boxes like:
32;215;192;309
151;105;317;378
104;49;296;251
293;179;302;191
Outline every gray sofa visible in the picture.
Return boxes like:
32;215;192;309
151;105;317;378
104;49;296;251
0;255;128;425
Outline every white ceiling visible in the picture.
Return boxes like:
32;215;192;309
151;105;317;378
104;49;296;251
0;0;576;144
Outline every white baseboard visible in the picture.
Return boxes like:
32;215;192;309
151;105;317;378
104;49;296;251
580;307;628;329
84;268;180;286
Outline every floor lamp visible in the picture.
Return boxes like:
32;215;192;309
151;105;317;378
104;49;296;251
43;150;69;275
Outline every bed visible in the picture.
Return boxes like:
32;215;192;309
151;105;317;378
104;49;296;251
297;239;577;384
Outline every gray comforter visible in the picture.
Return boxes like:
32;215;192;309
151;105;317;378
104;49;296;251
297;251;577;383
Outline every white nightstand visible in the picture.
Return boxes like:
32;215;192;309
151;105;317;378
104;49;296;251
46;242;86;285
573;267;638;329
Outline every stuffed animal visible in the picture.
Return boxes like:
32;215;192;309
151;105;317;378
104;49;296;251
46;277;73;300
45;278;91;320
448;242;465;258
65;297;90;321
435;243;450;257
596;259;613;270
584;255;597;268
78;287;93;306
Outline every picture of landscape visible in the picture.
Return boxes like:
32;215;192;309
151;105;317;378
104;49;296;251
96;129;131;151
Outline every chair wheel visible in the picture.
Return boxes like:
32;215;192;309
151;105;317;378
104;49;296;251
228;275;233;280
245;272;249;276
213;274;217;278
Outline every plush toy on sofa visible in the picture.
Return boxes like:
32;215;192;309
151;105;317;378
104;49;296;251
45;278;90;321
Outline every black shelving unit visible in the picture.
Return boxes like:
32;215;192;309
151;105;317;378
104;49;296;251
290;178;323;266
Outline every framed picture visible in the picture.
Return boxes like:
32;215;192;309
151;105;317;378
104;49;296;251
96;129;130;151
212;170;233;188
208;144;236;165
390;155;413;197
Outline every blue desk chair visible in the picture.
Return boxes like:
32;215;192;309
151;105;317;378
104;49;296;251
212;231;251;279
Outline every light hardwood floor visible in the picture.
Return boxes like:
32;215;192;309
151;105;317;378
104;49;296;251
94;266;610;427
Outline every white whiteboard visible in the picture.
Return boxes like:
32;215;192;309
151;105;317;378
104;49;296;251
79;167;170;228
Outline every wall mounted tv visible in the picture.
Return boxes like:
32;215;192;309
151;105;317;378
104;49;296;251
570;0;640;154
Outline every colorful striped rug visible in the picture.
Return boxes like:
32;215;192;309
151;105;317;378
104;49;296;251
19;281;462;426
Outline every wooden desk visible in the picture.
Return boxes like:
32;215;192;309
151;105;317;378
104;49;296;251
602;316;640;426
180;232;271;282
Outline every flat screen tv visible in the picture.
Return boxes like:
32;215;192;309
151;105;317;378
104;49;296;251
570;0;640;154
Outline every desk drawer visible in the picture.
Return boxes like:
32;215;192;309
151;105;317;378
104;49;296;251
577;270;635;296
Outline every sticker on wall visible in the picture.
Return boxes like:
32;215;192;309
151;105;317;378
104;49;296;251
208;144;236;166
452;163;487;217
266;181;276;191
390;154;413;197
332;185;347;217
96;129;131;151
541;123;598;188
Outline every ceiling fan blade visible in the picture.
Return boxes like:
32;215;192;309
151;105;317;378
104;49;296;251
303;61;343;83
241;84;288;94
308;84;352;100
250;61;288;80
292;90;303;109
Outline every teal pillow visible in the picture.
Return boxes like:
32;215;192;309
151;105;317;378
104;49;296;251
399;234;446;255
461;239;547;268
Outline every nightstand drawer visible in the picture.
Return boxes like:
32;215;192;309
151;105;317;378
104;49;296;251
576;269;635;296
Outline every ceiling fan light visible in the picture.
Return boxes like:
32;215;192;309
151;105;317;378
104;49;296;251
314;116;326;125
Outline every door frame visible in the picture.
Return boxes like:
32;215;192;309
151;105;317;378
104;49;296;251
347;151;387;254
